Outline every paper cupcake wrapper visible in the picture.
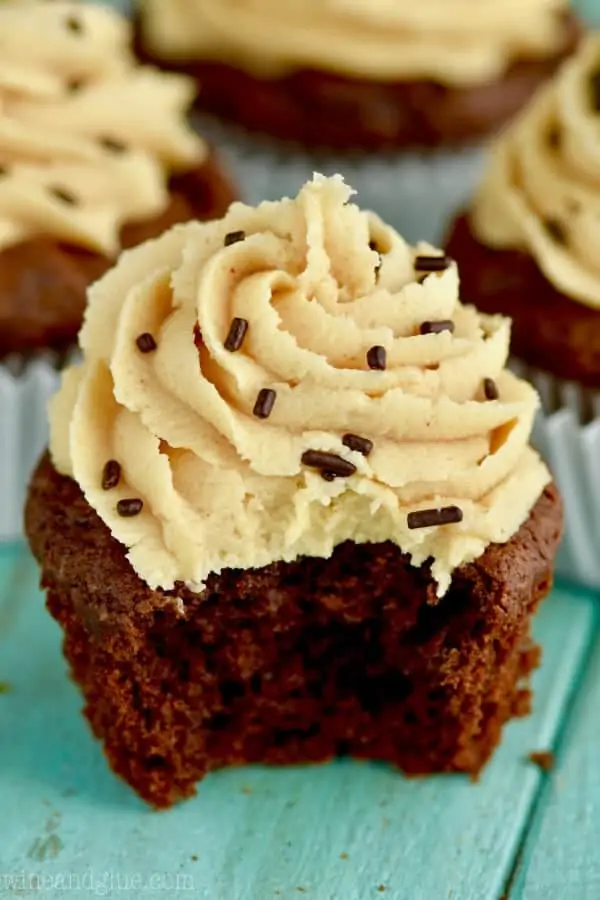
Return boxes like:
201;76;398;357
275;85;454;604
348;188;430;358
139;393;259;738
0;355;63;542
510;360;600;590
197;117;487;246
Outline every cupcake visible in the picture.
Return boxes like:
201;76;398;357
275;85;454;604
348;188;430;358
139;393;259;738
135;0;580;244
26;175;562;808
0;1;236;540
446;34;600;588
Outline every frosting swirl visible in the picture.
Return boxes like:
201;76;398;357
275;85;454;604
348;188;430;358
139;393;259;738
139;0;571;86
472;35;600;310
50;176;549;597
0;2;205;255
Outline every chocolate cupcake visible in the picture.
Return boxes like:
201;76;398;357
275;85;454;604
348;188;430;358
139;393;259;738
26;175;561;807
446;34;600;588
135;0;579;244
0;1;236;540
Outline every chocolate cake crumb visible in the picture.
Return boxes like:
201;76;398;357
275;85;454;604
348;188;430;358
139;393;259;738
528;750;555;772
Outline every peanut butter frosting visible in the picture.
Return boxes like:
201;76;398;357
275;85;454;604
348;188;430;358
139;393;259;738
49;175;550;598
139;0;571;86
471;35;600;310
0;1;205;256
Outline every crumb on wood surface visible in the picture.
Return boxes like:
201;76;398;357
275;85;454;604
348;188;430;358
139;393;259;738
528;750;555;772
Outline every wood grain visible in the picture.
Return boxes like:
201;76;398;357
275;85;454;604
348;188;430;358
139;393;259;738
511;590;600;900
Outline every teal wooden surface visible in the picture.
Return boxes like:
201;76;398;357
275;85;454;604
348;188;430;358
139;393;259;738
511;607;600;900
0;545;596;900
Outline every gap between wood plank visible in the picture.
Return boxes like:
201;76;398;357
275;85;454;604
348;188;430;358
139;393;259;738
500;592;599;899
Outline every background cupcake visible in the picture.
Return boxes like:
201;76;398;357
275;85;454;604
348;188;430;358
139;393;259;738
447;33;600;589
0;0;236;541
136;0;580;244
26;175;561;807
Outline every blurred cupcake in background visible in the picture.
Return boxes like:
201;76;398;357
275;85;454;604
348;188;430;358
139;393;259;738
0;0;237;541
446;33;600;589
136;0;580;243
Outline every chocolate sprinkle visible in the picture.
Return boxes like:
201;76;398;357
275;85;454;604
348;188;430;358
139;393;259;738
100;136;127;154
407;506;464;530
224;317;249;352
67;78;84;93
253;388;276;419
367;345;387;371
66;15;83;34
590;69;600;111
50;186;77;206
342;433;373;457
0;166;7;177
136;332;157;353
547;124;561;149
301;450;357;478
117;498;144;518
101;460;121;491
224;230;246;247
420;320;455;335
321;471;337;483
484;377;499;401
414;254;451;273
545;218;567;244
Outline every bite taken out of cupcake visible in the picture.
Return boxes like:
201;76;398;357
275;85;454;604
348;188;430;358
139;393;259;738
0;0;236;541
26;175;562;808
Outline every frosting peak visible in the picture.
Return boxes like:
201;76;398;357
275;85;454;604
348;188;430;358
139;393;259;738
140;0;571;86
0;2;205;255
472;35;600;310
50;176;549;598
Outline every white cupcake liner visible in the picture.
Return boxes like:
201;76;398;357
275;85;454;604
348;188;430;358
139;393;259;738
0;355;63;542
197;117;487;246
511;360;600;590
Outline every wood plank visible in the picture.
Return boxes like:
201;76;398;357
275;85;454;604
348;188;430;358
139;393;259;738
512;593;600;900
0;554;594;900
